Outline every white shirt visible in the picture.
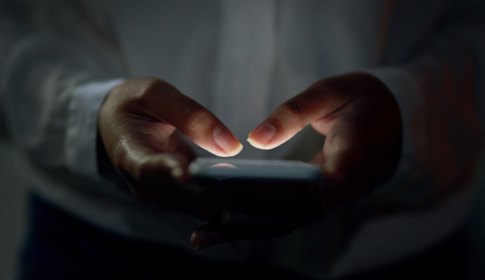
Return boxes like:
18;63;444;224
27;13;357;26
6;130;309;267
1;0;485;278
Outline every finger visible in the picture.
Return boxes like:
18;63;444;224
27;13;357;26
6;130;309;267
139;80;243;157
191;224;296;250
317;116;390;214
161;130;198;162
308;149;325;165
320;119;363;184
122;153;200;202
118;129;195;183
247;79;351;150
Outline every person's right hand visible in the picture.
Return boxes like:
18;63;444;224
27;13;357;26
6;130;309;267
98;77;243;220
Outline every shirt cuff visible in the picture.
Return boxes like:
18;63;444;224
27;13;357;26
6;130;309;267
361;68;422;193
66;79;125;180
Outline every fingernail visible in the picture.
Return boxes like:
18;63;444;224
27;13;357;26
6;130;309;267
213;126;243;156
247;124;276;148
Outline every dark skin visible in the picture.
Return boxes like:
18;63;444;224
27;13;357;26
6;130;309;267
98;73;402;250
98;78;243;221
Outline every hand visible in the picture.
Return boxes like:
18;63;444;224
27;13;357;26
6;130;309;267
191;72;402;249
98;77;243;220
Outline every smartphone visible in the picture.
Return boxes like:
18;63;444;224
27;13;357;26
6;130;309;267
189;158;324;198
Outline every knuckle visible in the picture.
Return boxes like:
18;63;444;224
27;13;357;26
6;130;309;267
183;105;210;129
138;79;169;102
124;78;173;108
280;99;304;122
110;78;177;112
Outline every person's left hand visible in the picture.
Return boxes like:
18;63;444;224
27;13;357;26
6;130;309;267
191;72;402;249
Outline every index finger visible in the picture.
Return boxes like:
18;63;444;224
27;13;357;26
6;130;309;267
138;79;243;157
247;79;351;150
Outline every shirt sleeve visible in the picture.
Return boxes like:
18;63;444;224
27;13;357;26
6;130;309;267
363;0;485;211
0;0;26;140
1;1;127;182
66;79;124;179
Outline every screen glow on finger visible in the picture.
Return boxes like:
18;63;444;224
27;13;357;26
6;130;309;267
209;163;238;169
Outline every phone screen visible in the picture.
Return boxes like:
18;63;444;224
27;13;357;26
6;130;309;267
189;158;323;183
189;158;323;201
